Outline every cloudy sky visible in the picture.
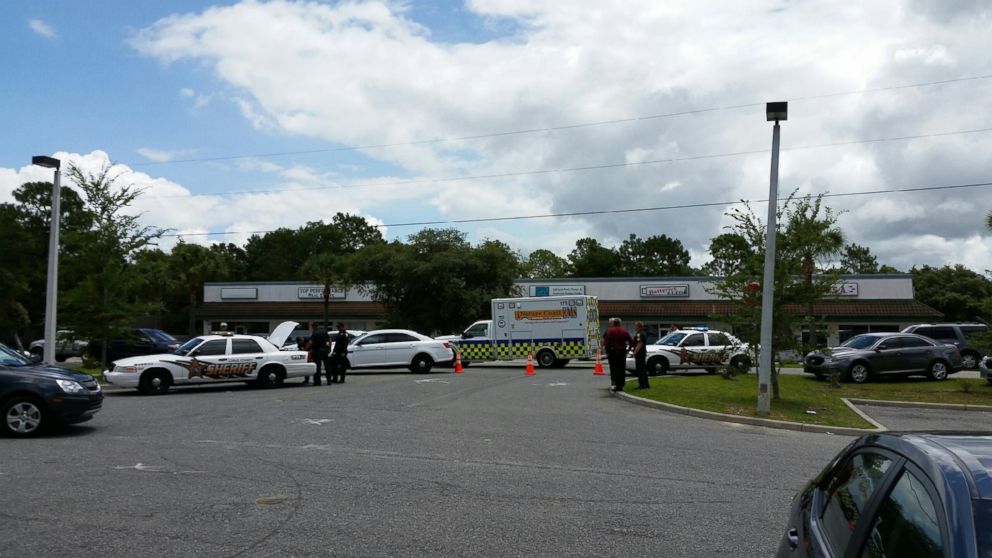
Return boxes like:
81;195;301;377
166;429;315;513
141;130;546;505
2;0;991;273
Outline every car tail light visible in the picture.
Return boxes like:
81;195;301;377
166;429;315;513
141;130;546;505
443;342;451;349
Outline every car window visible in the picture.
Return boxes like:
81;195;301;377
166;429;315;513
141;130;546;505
860;469;944;558
0;343;30;366
842;335;879;350
465;323;488;337
820;452;894;553
194;339;228;356
707;333;728;346
657;332;685;346
917;327;955;341
877;337;903;350
961;325;987;337
900;336;932;348
682;334;705;347
386;333;419;343
358;334;387;345
231;339;263;354
144;329;177;342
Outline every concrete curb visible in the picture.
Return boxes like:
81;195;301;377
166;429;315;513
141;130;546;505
611;389;883;436
846;398;992;413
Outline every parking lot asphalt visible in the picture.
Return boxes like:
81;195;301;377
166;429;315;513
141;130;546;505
0;365;899;557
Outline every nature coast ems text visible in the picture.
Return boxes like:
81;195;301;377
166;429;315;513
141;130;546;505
442;296;601;368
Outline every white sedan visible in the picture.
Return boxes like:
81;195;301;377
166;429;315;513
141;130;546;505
346;329;454;373
626;328;752;375
105;322;314;394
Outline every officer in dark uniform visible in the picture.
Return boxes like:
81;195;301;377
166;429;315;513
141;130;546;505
309;323;331;386
330;322;350;384
633;321;650;389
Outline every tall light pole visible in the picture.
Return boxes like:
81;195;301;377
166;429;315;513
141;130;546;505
32;155;61;365
758;102;787;416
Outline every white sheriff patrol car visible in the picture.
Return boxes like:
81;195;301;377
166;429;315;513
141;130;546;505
104;322;315;395
625;328;752;376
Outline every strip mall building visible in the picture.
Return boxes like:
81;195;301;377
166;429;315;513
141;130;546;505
197;274;941;346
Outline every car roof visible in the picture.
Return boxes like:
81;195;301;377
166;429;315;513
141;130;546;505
361;329;427;337
867;432;992;500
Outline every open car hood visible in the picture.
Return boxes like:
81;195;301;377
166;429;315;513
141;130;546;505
267;321;299;350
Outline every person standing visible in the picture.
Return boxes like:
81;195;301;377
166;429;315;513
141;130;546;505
297;336;311;385
309;323;331;386
632;322;650;389
330;322;351;384
603;317;634;392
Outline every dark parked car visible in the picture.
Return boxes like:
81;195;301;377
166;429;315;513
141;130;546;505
902;323;988;370
89;328;180;363
0;342;103;437
777;432;992;557
804;332;962;383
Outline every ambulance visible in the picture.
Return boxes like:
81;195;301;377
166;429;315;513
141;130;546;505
441;296;601;368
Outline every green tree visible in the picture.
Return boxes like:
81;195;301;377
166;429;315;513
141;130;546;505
521;249;571;278
839;243;879;274
616;233;692;276
132;248;176;330
0;205;32;341
701;233;754;277
911;264;992;322
244;213;383;281
60;164;164;367
170;242;229;336
300;251;349;328
350;229;518;333
708;192;844;402
568;238;620;277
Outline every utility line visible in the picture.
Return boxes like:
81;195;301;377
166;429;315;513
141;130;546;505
143;125;992;200
160;180;992;238
129;72;992;168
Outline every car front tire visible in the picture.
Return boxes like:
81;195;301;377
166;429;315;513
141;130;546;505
139;370;171;395
647;356;669;376
2;396;48;438
846;363;871;384
961;351;978;370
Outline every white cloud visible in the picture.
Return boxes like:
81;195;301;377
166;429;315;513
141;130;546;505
28;19;56;39
136;147;192;163
125;1;992;271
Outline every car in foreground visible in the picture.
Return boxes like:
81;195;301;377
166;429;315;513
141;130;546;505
803;332;963;383
29;330;88;362
902;322;988;369
346;329;454;373
104;322;314;395
624;328;751;375
1;342;103;437
776;431;992;557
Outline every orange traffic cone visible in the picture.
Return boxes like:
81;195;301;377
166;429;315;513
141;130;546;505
593;350;605;375
525;352;536;375
454;351;463;373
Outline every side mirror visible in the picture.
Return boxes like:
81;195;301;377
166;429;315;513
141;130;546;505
876;344;888;351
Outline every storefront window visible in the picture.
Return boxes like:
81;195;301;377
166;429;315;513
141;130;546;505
838;324;900;343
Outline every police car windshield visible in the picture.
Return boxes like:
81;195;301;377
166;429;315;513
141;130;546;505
657;332;686;346
175;337;205;356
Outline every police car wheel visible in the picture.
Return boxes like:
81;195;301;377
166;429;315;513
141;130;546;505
138;370;171;395
647;357;668;376
410;355;434;373
256;366;284;388
729;356;751;373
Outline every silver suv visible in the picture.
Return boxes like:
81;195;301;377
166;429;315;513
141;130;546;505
901;323;987;369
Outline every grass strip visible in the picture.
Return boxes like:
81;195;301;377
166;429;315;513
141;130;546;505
629;373;992;429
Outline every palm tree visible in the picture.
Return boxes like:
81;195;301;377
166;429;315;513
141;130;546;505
301;252;343;328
